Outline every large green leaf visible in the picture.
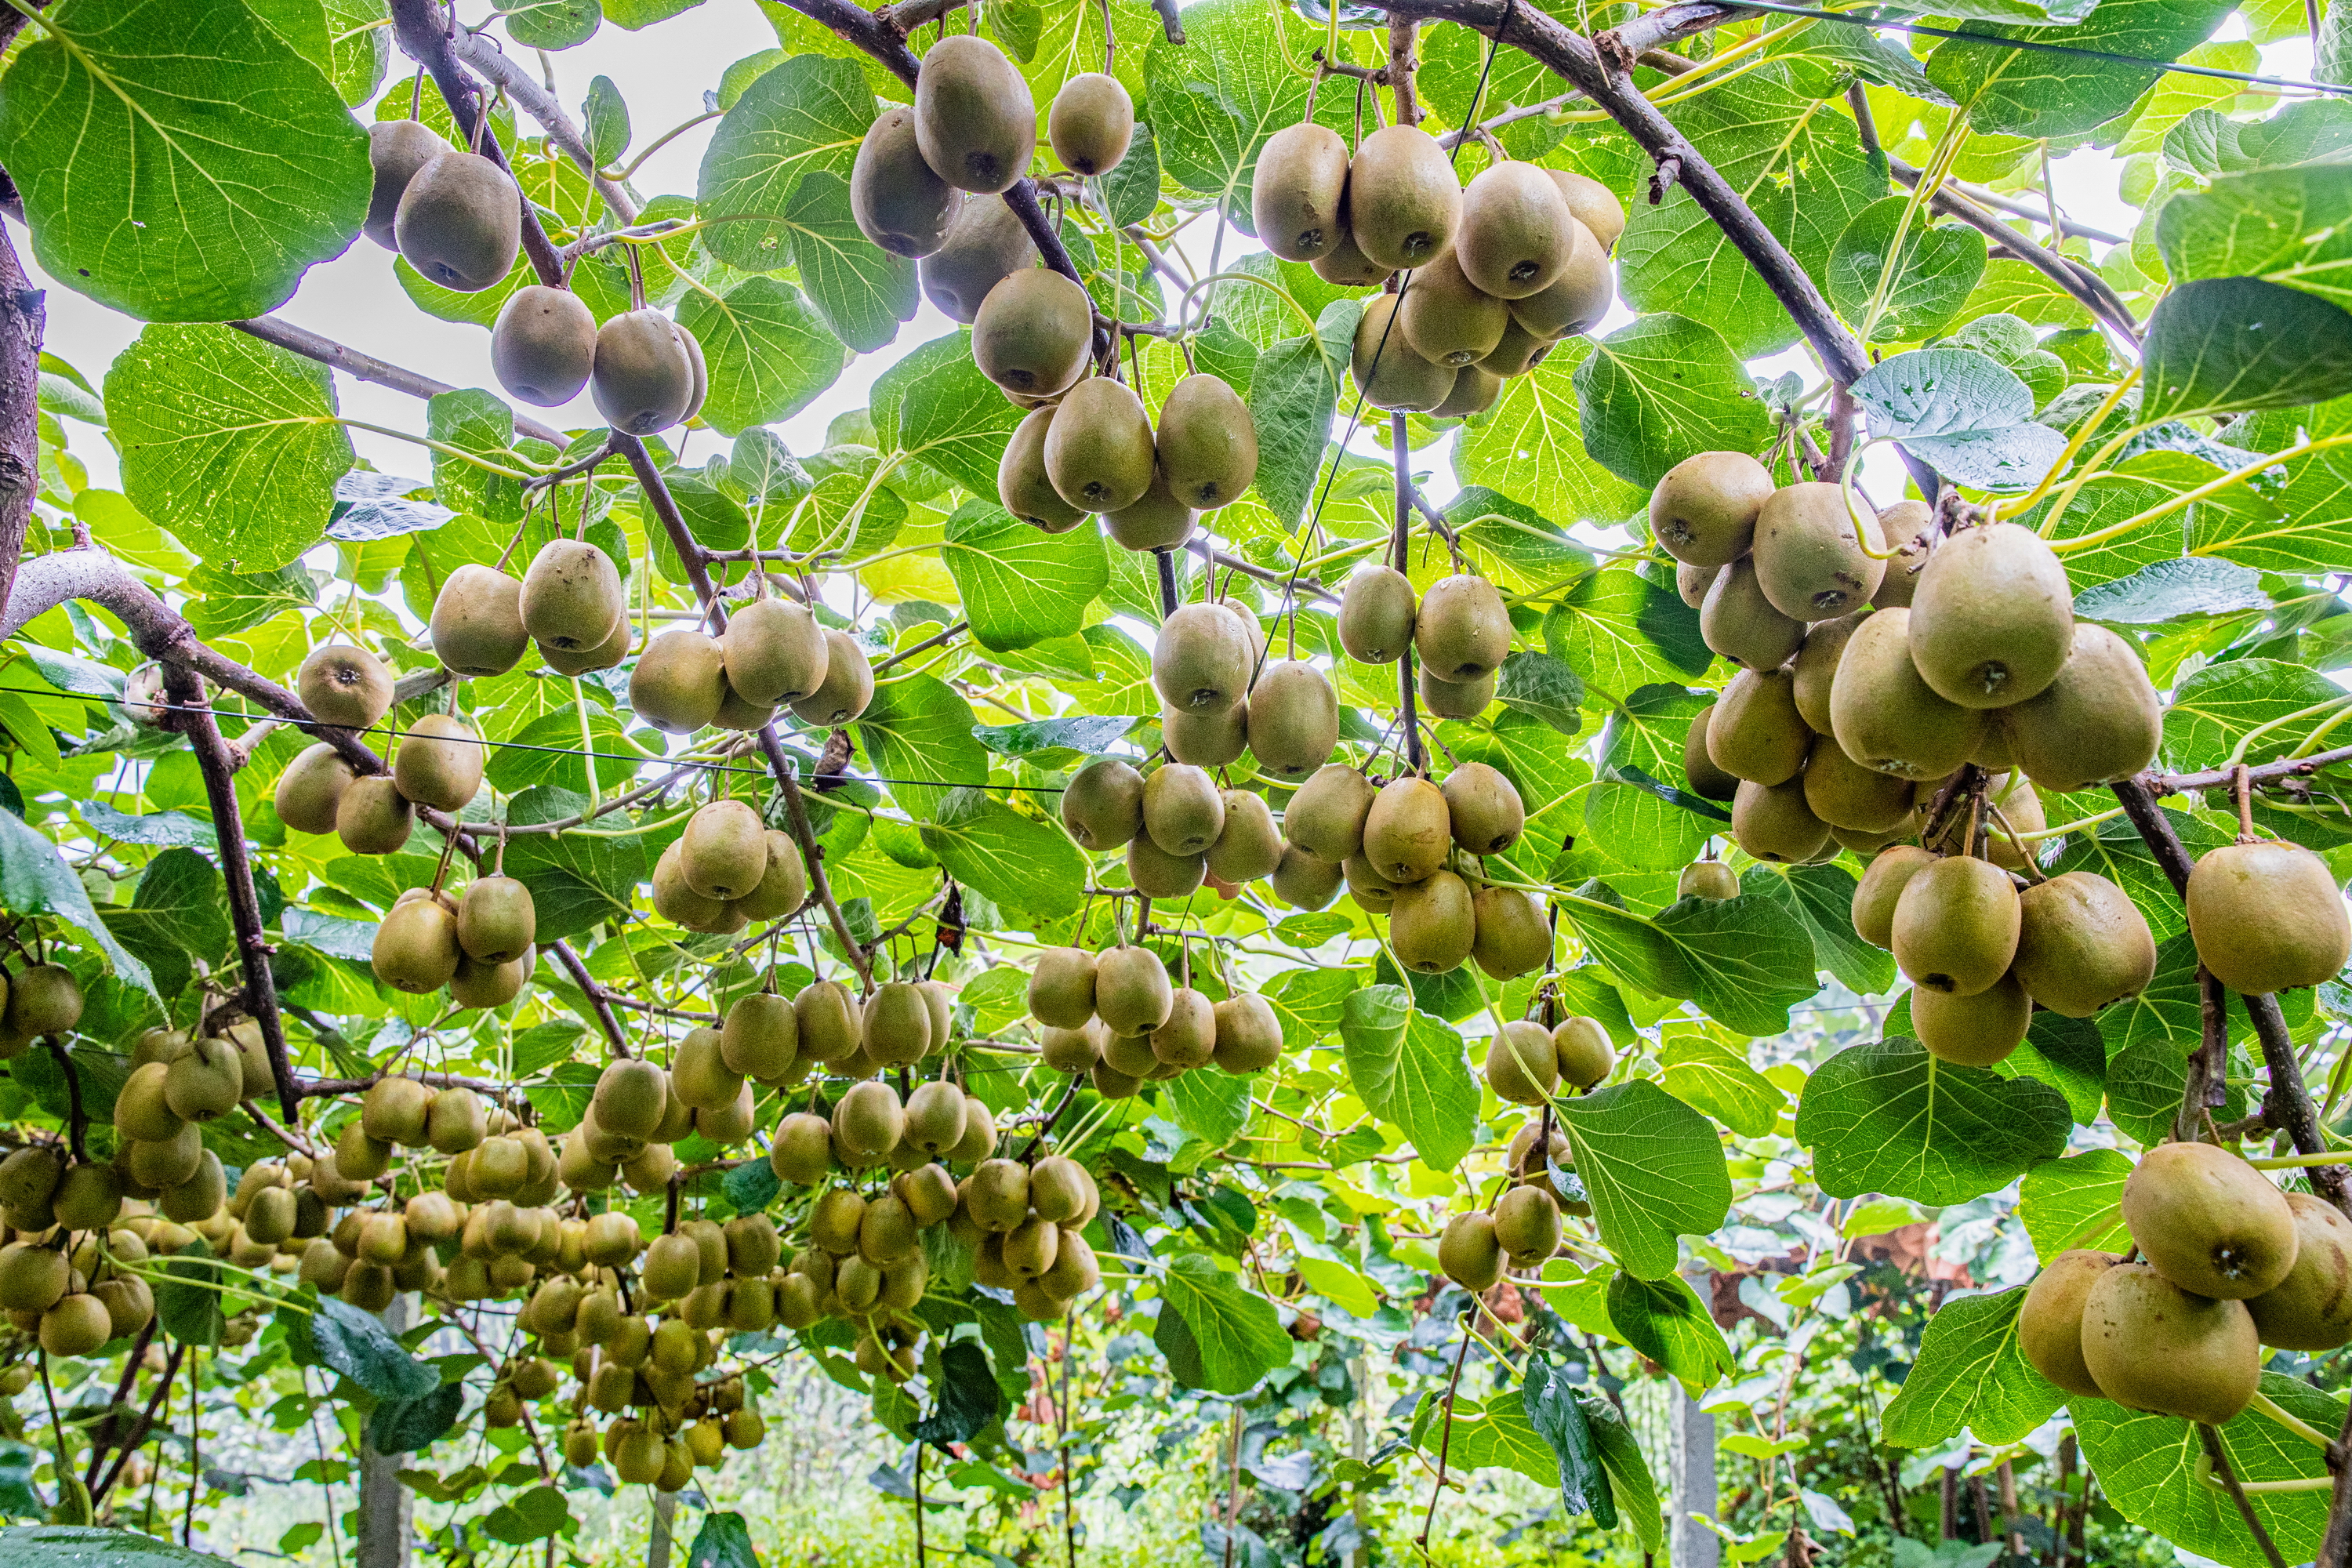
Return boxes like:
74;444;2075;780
1142;0;1341;222
1824;200;1989;343
1795;1036;2071;1205
2017;1149;2134;1262
855;674;991;820
1454;339;1646;528
1605;1272;1735;1393
1926;0;2236;138
1391;1014;1480;1173
1247;301;1356;530
869;332;1027;502
2156;161;2352;311
1153;1253;1290;1395
938;501;1109;652
1556;1081;1733;1280
1570;315;1772;489
1878;1286;2064;1447
0;0;369;322
694;53;873;270
781;171;918;354
2162;656;2347;771
1658;1029;1784;1138
1559;890;1820;1036
676;277;845;436
0;1527;238;1567
500;787;648;944
918;787;1087;922
1542;568;1710;706
2139;277;2352;423
1740;861;1896;996
102;848;231;988
106;325;354;571
0;809;155;999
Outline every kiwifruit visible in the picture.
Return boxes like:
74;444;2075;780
1872;500;1935;609
720;992;798;1080
1492;1183;1562;1267
919;196;1037;321
1253;123;1351;261
54;1164;121;1232
0;1149;57;1219
1094;946;1174;1036
1700;558;1806;671
274;743;357;834
1350;294;1454;413
1127;833;1207;899
2189;840;2351;995
681;318;711;426
833;1080;906;1162
1363;776;1451;884
1676;561;1720;611
795;978;863;1062
1789;612;1864;735
1680;706;1740;802
1651;452;1773;568
1059;757;1145;851
1891;855;2019;996
1457;161;1575;300
423;1087;488;1156
590;1059;669;1144
1417;575;1509;684
2126;1139;2299;1300
1828;608;1987;780
366;120;447;249
114;1063;182;1143
859;1192;921;1265
735;830;808;922
392;713;484;812
789;630;875;727
130;1125;204;1192
1472;887;1549;979
1903;522;2074;711
1399;248;1508;368
2249;1194;2352;1350
38;1293;111;1358
1504;214;1610;339
1271;841;1344;909
1156;374;1258;510
1207;791;1284;884
1999;625;2162;793
1044;70;1131;174
1210;993;1282;1074
1000;405;1089;532
671;1028;742;1112
1162;702;1246;768
1310;216;1392;288
1439;1210;1503;1291
1347;125;1461;269
1755;483;1885;621
1287;764;1377;863
974;269;1094;397
1345;850;1399;911
852;105;959;257
1732;777;1831;865
1105;468;1198;551
1912;967;2031;1065
1486;1018;1560;1105
895;1081;964;1157
2082;1260;2261;1424
1152;601;1252;716
1853;846;1936;946
539;611;630;676
1706;669;1812;786
429;563;529;677
1040;1020;1105;1073
299;644;393;730
864;982;933;1066
157;1148;221;1224
1443;762;1524;856
767;1112;833;1186
966;1158;1030;1232
2008;870;2154;1016
1433;365;1503;418
629;630;728;734
371;896;462;994
1547;169;1624;251
679;800;768;901
521;539;626;652
591;310;695;434
913;34;1036;194
1044;376;1156;514
1149;988;1217;1070
951;1095;1000;1164
395;151;521;292
1802;742;1914;833
1141;764;1224;856
2018;1248;2123;1399
490;285;597;406
1479;317;1557;379
651;840;734;933
1338;567;1417;663
1679;861;1743;901
1240;663;1333;781
1392;869;1475;974
1832;823;1908;856
1421;666;1497;719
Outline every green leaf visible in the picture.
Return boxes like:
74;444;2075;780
426;389;524;525
1391;1014;1480;1172
1166;1069;1253;1145
869;332;1027;502
2140;277;2352;423
1926;0;2235;138
310;1298;440;1402
676;277;846;437
1557;1081;1733;1279
1521;1354;1613;1524
1848;348;2067;492
0;808;154;998
1338;984;1410;1116
1454;339;1646;526
2001;1011;2108;1126
1247;303;1355;530
2074;557;2267;624
365;1381;465;1456
1586;1397;1664;1552
499;787;648;944
1559;891;1821;1037
918;787;1087;922
1571;315;1773;488
506;0;601;48
782;171;919;354
481;1486;573;1547
1154;1254;1290;1395
1824;200;1989;343
1604;1273;1735;1394
1795;1036;2071;1205
103;848;231;981
1410;1393;1559;1487
1542;568;1710;706
912;1343;1003;1450
0;1527;247;1566
1493;650;1585;738
1142;0;1336;221
154;1244;225;1347
0;0;370;322
855;674;991;820
105;325;354;571
1101;121;1160;227
583;74;630;166
1742;862;1896;996
695;53;873;270
971;715;1135;758
1878;1286;2063;1448
2162;655;2347;771
1658;1029;1784;1138
2017;1149;2134;1262
2157;162;2352;311
939;500;1109;652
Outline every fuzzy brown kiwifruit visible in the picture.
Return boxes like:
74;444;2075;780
1998;624;2162;794
1486;1018;1560;1105
1247;662;1338;780
1650;451;1773;568
1044;376;1156;514
863;982;934;1067
366;120;448;249
2249;1194;2352;1351
1679;861;1743;901
630;630;729;734
299;644;394;730
1363;776;1452;885
1349;295;1454;413
1127;833;1207;900
789;629;876;728
2012;871;2154;1016
1000;405;1090;532
274;742;358;835
973;268;1094;398
1060;758;1145;851
1908;522;2074;710
1789;612;1865;735
1889;854;2019;996
1911;968;2031;1066
520;539;626;652
2187;839;2352;996
1338;566;1417;664
1443;761;1523;856
1399;247;1508;368
1801;741;1915;834
1347;125;1461;270
1731;776;1831;865
1094;946;1174;1036
1493;1184;1562;1268
1212;993;1283;1074
491;285;597;407
1152;601;1253;716
395;151;522;292
794;978;863;1064
1828;608;1986;782
1421;665;1497;720
1751;483;1885;621
1142;764;1225;856
1049;72;1134;176
1439;1211;1503;1292
1206;791;1284;884
392;714;485;813
1415;574;1510;684
2124;1141;2299;1300
2080;1261;2260;1425
919;196;1037;323
372;896;462;995
1156;374;1258;510
1700;557;1806;672
591;309;695;435
1457;161;1576;300
851;106;959;258
1679;706;1740;803
1503;214;1611;340
1472;885;1549;979
2017;1248;2123;1399
1251;123;1351;263
430;564;529;677
1706;668;1812;787
913;34;1036;194
1269;841;1344;910
1433;365;1503;419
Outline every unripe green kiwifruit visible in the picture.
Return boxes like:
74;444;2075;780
1143;764;1225;856
1706;668;1812;786
733;830;808;921
423;1086;488;1156
1094;946;1174;1036
1350;294;1454;413
950;1094;1000;1163
1908;522;2073;709
490;285;597;407
696;1082;758;1145
1243;662;1337;782
670;1027;742;1113
722;596;828;706
913;34;1036;194
1700;557;1806;671
158;1149;224;1224
1441;761;1523;857
2018;1248;2122;1399
366;120;448;249
1651;452;1773;569
1311;216;1392;287
395;151;522;292
2248;1194;2352;1350
896;1080;964;1157
1423;665;1499;720
864;982;934;1066
1999;624;2161;794
1546;169;1624;249
1493;1183;1561;1267
1363;776;1451;884
371;895;461;994
630;630;728;735
1156;374;1257;510
1163;701;1247;767
392;713;484;813
765;1112;833;1187
93;1276;153;1340
1472;885;1549;979
1049;71;1134;175
274;743;357;835
1102;1022;1160;1079
2081;1260;2260;1424
651;840;735;933
1399;247;1507;368
680;800;768;901
1439;1210;1504;1291
1505;215;1611;339
1270;841;1343;909
299;644;393;730
456;874;535;966
852;105;959;257
361;1074;434;1147
1044;376;1156;514
591;309;695;434
2125;1140;2299;1300
974;268;1094;398
919;195;1036;322
795;978;863;1063
1287;764;1376;863
1040;1020;1105;1073
1871;500;1935;609
1789;612;1864;735
1828;608;1986;781
1206;790;1283;884
1732;776;1830;864
1433;364;1503;419
1678;706;1740;803
1060;758;1144;852
1150;987;1218;1070
2012;870;2154;1016
2188;839;2350;996
1152;601;1252;716
1417;574;1509;684
1211;993;1283;1073
1891;855;2019;996
0;1243;66;1315
429;563;528;678
858;1192;920;1266
1752;483;1885;621
790;629;876;728
1802;741;1914;834
1347;125;1460;269
1105;467;1196;551
39;1293;111;1358
0;1148;58;1217
720;991;798;1081
1392;868;1475;975
832;1079;905;1163
591;1058;669;1142
967;1158;1032;1231
53;1163;121;1232
1127;833;1206;899
113;1063;180;1145
1913;967;2031;1065
1338;567;1417;664
1000;404;1089;532
1554;1015;1614;1087
1679;860;1743;901
521;539;626;652
1486;1019;1559;1105
1457;161;1575;300
1252;122;1350;261
162;1033;243;1123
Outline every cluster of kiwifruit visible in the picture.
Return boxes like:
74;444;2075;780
1338;565;1510;718
995;362;1260;553
0;1145;157;1356
2022;1142;2352;1424
365;118;524;292
111;1022;278;1221
0;962;82;1058
276;641;486;852
1250;121;1624;416
1025;941;1283;1097
630;597;873;735
368;876;539;1010
649;799;813;936
492;287;708;434
1437;1109;1604;1292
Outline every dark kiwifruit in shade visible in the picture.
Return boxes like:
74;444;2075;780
1311;212;1392;288
1828;608;1986;781
336;775;414;855
1753;482;1885;621
1479;316;1557;379
1472;886;1549;979
1421;666;1497;719
591;310;695;434
630;630;728;734
366;120;448;249
1094;946;1174;1036
1287;764;1376;863
1399;247;1507;368
1912;967;2030;1065
1680;706;1740;802
919;197;1036;321
2082;1260;2261;1424
1253;123;1351;262
974;269;1094;397
914;34;1036;194
1105;468;1196;552
1000;405;1089;532
789;630;874;727
2125;1141;2299;1301
275;742;357;834
1652;452;1773;568
1152;601;1252;715
1872;500;1935;608
1417;574;1509;683
1339;566;1417;663
2249;1194;2352;1350
1062;757;1145;850
1890;855;2019;996
1347;125;1461;270
1164;701;1247;767
852;105;959;257
2019;1248;2122;1399
2188;839;2351;994
521;539;625;652
1504;215;1610;339
1350;295;1453;413
430;564;528;677
1802;741;1913;833
1439;1211;1502;1291
1434;365;1502;418
1127;833;1207;899
1700;557;1806;671
1271;840;1343;909
1457;161;1574;300
1049;72;1133;175
395;151;521;292
1908;522;2073;709
1392;868;1475;974
299;644;393;729
1679;861;1742;900
1363;776;1451;884
1156;375;1258;509
1206;790;1283;884
2000;624;2161;793
1706;668;1812;786
491;285;597;407
1248;662;1338;779
1443;761;1523;855
1790;611;1864;735
1044;376;1156;513
393;714;485;812
1486;1018;1559;1105
1731;777;1830;864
